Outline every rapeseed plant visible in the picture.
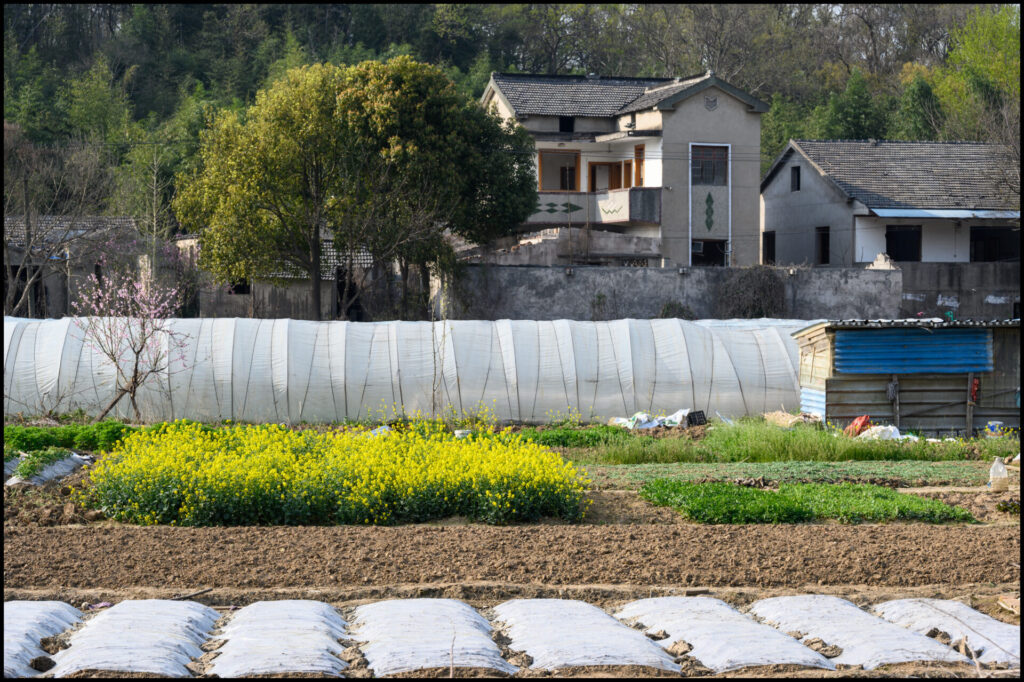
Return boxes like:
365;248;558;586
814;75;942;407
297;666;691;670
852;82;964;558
80;419;589;527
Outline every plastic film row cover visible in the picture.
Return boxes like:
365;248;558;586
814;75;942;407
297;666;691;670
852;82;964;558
4;317;805;423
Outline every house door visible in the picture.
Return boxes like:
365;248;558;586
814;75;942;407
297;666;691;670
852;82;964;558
588;162;623;191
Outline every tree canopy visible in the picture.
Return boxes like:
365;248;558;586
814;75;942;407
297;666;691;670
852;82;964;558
173;57;535;320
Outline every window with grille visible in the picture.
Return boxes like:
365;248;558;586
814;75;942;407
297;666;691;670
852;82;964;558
691;145;727;186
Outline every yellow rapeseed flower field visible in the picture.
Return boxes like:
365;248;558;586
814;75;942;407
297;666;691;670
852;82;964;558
81;420;590;526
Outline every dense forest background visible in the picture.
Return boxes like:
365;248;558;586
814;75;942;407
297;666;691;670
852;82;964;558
4;3;1020;238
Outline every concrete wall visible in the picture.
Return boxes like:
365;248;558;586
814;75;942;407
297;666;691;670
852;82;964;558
199;280;335;320
445;262;1020;321
898;262;1021;319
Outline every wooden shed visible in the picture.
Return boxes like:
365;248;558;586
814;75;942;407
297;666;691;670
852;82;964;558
792;319;1020;436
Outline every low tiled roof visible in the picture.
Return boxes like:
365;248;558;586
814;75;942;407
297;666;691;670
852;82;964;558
4;215;138;248
491;73;673;117
770;140;1017;210
269;239;373;280
614;75;709;114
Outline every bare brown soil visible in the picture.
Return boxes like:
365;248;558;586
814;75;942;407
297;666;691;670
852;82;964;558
5;521;1019;592
904;489;1020;524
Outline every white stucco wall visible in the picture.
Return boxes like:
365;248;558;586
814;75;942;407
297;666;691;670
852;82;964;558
855;217;977;263
643;138;663;187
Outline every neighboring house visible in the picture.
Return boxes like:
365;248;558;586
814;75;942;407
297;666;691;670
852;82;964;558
760;140;1021;266
180;235;376;320
480;71;768;267
3;215;140;318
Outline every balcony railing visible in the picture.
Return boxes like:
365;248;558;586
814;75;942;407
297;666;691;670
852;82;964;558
527;187;661;225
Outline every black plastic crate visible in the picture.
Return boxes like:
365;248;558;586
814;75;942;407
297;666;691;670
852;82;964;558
686;410;707;427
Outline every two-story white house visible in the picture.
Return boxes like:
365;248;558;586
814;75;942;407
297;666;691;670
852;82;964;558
480;71;768;267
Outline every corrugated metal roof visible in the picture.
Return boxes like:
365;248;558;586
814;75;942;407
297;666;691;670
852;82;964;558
834;328;993;374
793;319;1020;337
870;208;1020;219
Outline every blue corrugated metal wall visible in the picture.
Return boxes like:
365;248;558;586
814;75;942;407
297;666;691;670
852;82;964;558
800;387;827;417
834;328;993;374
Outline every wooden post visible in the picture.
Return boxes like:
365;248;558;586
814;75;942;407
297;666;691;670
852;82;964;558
891;374;900;430
965;372;974;436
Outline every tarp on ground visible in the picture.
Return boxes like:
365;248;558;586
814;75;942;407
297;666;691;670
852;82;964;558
4;317;808;423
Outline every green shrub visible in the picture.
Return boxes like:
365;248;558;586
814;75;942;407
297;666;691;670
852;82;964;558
4;421;138;453
639;480;975;524
3;426;52;452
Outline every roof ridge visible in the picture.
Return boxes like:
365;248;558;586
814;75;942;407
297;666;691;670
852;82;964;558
493;71;672;83
794;138;996;146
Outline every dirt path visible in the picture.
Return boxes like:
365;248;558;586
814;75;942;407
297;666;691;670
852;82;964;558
5;524;1019;591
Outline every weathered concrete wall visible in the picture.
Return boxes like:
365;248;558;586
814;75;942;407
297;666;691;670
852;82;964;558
898;262;1020;320
445;262;1020;321
200;280;334;320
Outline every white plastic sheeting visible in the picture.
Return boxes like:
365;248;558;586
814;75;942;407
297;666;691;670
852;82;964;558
614;597;835;673
4;601;82;678
5;453;92;487
749;595;969;670
208;600;348;677
349;598;516;677
49;599;219;677
492;599;680;672
4;317;806;423
873;599;1020;666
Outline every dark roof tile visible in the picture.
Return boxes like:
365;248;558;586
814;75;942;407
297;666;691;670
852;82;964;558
789;140;1017;210
491;73;673;117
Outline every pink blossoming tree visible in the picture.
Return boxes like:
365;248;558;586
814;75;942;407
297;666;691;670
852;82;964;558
71;268;188;422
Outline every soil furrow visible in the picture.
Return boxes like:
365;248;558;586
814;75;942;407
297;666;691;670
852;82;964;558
4;524;1019;589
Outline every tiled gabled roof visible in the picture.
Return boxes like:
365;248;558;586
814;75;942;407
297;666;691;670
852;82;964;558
489;71;768;118
490;73;673;117
614;75;711;114
4;215;138;248
765;140;1017;210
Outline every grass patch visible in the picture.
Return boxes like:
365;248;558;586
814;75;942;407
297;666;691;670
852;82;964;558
553;419;1019;464
640;480;976;524
517;424;636;448
13;447;73;479
582;460;1005;490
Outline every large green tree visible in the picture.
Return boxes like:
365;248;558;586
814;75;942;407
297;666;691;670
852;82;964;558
174;57;535;320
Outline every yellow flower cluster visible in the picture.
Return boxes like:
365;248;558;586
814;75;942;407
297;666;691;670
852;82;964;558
82;420;590;526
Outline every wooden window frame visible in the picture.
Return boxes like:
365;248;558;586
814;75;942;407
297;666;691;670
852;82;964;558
634;145;645;186
537;149;581;192
623;160;633;188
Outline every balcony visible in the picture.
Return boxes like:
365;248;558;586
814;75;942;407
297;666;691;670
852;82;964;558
527;187;661;226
